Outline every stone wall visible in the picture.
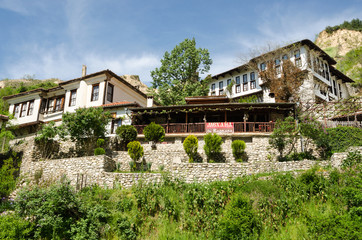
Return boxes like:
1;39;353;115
11;135;357;190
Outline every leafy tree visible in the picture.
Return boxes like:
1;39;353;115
116;125;138;150
127;141;144;162
143;122;165;149
62;107;111;155
150;38;212;105
35;121;61;159
269;116;298;161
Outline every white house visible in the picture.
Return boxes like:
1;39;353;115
4;68;152;135
209;39;353;103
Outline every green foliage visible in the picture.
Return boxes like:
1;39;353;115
116;216;138;240
96;138;105;147
342;151;362;170
127;141;144;162
216;194;260;240
150;38;212;105
269;116;298;160
34;121;61;159
0;214;34;239
62;107;111;155
143;122;165;144
326;126;362;152
238;95;258;103
0;151;21;198
325;18;362;34
183;135;198;163
231;140;246;162
116;125;137;150
0;126;14;153
203;133;223;162
336;46;362;87
94;147;106;156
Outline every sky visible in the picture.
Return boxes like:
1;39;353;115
0;0;361;86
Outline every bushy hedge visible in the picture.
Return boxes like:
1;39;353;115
183;135;198;163
231;140;246;162
203;133;223;162
326;126;362;152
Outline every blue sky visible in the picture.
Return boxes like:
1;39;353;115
0;0;361;86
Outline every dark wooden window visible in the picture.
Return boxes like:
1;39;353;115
243;83;248;91
13;104;20;118
260;62;266;71
27;101;34;116
227;79;231;86
107;83;114;102
243;74;248;83
69;89;77;106
54;98;63;111
91;84;99;101
294;50;301;67
20;102;27;117
250;81;256;90
236;76;240;84
235;76;241;93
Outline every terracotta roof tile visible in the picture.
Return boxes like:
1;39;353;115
102;101;139;108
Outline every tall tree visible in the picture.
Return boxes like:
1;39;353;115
150;38;212;105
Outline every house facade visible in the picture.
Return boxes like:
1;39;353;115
4;68;151;135
209;39;353;104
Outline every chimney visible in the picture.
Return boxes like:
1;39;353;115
147;96;154;107
82;65;87;77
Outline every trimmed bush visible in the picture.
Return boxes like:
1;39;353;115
204;133;223;162
96;138;105;147
116;125;138;150
231;140;246;162
143;122;165;148
183;135;198;163
127;141;144;162
94;147;106;156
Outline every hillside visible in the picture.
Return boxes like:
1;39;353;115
315;27;362;91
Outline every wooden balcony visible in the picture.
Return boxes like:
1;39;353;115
134;122;276;135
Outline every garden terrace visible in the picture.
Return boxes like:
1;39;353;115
130;102;295;135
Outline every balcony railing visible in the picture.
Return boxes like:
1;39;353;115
134;122;276;135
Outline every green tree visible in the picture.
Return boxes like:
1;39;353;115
143;122;165;149
269;116;298;161
62;108;111;155
203;133;223;162
116;125;138;150
35;121;61;159
150;38;213;105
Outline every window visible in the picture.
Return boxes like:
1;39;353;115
236;85;241;93
243;82;248;91
250;72;255;81
13;104;20;118
20;103;27;117
47;99;54;112
27;101;34;116
243;74;247;83
69;89;77;107
227;79;231;86
211;83;215;90
282;54;288;60
294;50;302;67
275;59;281;74
332;80;337;96
219;81;224;95
236;76;240;85
250;81;256;90
54;98;63;111
91;84;99;101
260;62;266;71
338;83;342;98
111;118;122;134
107;83;114;102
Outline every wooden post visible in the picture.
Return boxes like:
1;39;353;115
186;112;188;133
224;110;227;122
167;113;170;134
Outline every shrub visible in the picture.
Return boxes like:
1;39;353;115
127;141;144;162
94;147;106;156
269;116;298;160
96;138;105;147
0;152;21;198
116;125;138;150
0;214;34;239
183;135;198;163
143;122;165;148
342;151;361;170
326;127;362;152
203;133;223;162
216;194;260;239
231;140;246;162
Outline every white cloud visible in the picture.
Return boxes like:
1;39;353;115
3;42;160;86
